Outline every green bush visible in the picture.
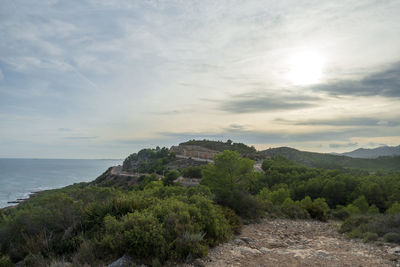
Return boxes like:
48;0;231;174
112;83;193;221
256;187;270;201
281;198;310;219
362;232;379;242
368;204;380;215
101;212;166;260
383;232;400;243
331;206;350;220
163;170;180;186
344;204;361;216
299;196;329;221
340;215;372;235
353;196;369;214
182;166;203;178
224;192;265;221
221;207;243;234
387;202;400;215
93;191;233;263
268;188;290;205
0;255;13;267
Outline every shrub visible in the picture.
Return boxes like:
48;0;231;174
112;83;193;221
172;231;208;261
72;239;98;266
311;198;330;221
0;255;13;267
344;204;361;216
281;198;310;219
383;232;400;243
340;215;372;235
48;260;72;267
362;232;379;242
387;202;400;215
21;253;46;267
224;192;265;221
268;188;290;205
256;187;270;201
331;206;350;220
368;204;380;215
353;196;369;214
182;166;203;178
101;212;166;260
299;197;330;221
163;170;180;186
221;207;243;234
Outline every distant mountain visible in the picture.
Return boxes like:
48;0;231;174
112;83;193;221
341;145;400;159
259;146;400;172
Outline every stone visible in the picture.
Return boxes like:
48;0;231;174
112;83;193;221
240;237;253;244
233;238;246;246
389;246;400;255
192;258;205;267
107;255;133;267
260;247;271;254
239;246;261;255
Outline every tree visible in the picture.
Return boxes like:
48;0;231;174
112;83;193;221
386;201;400;215
352;195;369;213
162;170;180;186
201;151;255;199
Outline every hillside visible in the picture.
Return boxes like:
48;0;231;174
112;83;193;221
180;140;258;159
1;145;400;266
259;146;400;172
342;145;400;158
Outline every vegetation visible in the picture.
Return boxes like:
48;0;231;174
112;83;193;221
1;141;400;266
181;140;258;158
181;166;204;179
340;214;400;244
122;147;175;174
201;151;264;220
0;182;238;266
260;147;400;171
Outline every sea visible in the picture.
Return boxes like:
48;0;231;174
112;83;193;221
0;158;121;208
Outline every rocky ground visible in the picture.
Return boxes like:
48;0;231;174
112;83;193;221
186;219;400;267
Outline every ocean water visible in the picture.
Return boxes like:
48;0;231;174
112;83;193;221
0;158;121;208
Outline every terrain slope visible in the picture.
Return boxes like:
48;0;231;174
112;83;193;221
188;219;400;267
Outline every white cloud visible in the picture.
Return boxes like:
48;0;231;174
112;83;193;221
0;0;400;157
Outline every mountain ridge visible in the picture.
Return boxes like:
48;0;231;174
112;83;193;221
341;145;400;158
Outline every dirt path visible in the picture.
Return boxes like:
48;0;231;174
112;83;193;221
193;219;400;267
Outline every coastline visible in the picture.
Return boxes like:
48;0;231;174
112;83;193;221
0;158;122;211
1;190;44;211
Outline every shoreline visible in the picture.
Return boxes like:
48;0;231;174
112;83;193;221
1;190;45;211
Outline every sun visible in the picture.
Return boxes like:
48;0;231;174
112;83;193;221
286;51;324;86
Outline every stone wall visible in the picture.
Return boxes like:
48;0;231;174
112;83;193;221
170;145;218;160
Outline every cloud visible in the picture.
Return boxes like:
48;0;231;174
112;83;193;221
58;128;72;132
64;136;98;140
313;62;400;97
219;92;319;113
159;124;400;146
1;0;400;158
276;117;400;127
0;69;3;80
329;142;358;148
367;142;388;147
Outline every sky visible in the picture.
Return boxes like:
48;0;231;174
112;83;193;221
0;0;400;159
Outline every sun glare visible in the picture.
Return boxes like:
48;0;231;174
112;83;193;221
287;51;324;86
